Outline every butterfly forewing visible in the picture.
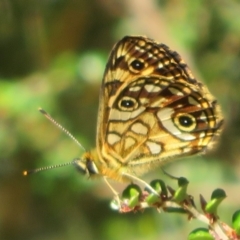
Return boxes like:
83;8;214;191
95;36;223;180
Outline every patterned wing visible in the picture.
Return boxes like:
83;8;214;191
96;36;223;177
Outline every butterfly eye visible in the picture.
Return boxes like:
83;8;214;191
118;96;138;111
129;59;145;73
174;113;196;132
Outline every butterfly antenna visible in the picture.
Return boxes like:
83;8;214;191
38;108;86;152
23;162;73;176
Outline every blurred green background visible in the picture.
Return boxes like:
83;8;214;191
1;0;240;239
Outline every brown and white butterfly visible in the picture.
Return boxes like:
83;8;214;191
78;36;223;182
25;36;223;189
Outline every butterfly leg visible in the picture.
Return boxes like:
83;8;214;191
103;176;121;207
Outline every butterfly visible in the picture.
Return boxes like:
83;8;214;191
74;36;223;184
24;36;223;191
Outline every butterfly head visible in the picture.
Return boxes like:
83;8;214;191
73;152;100;178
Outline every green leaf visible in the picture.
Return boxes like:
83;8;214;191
205;188;226;214
188;228;214;240
232;209;240;235
173;177;189;202
145;179;168;205
145;194;160;205
149;179;166;193
122;184;142;208
178;177;189;187
211;188;227;200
